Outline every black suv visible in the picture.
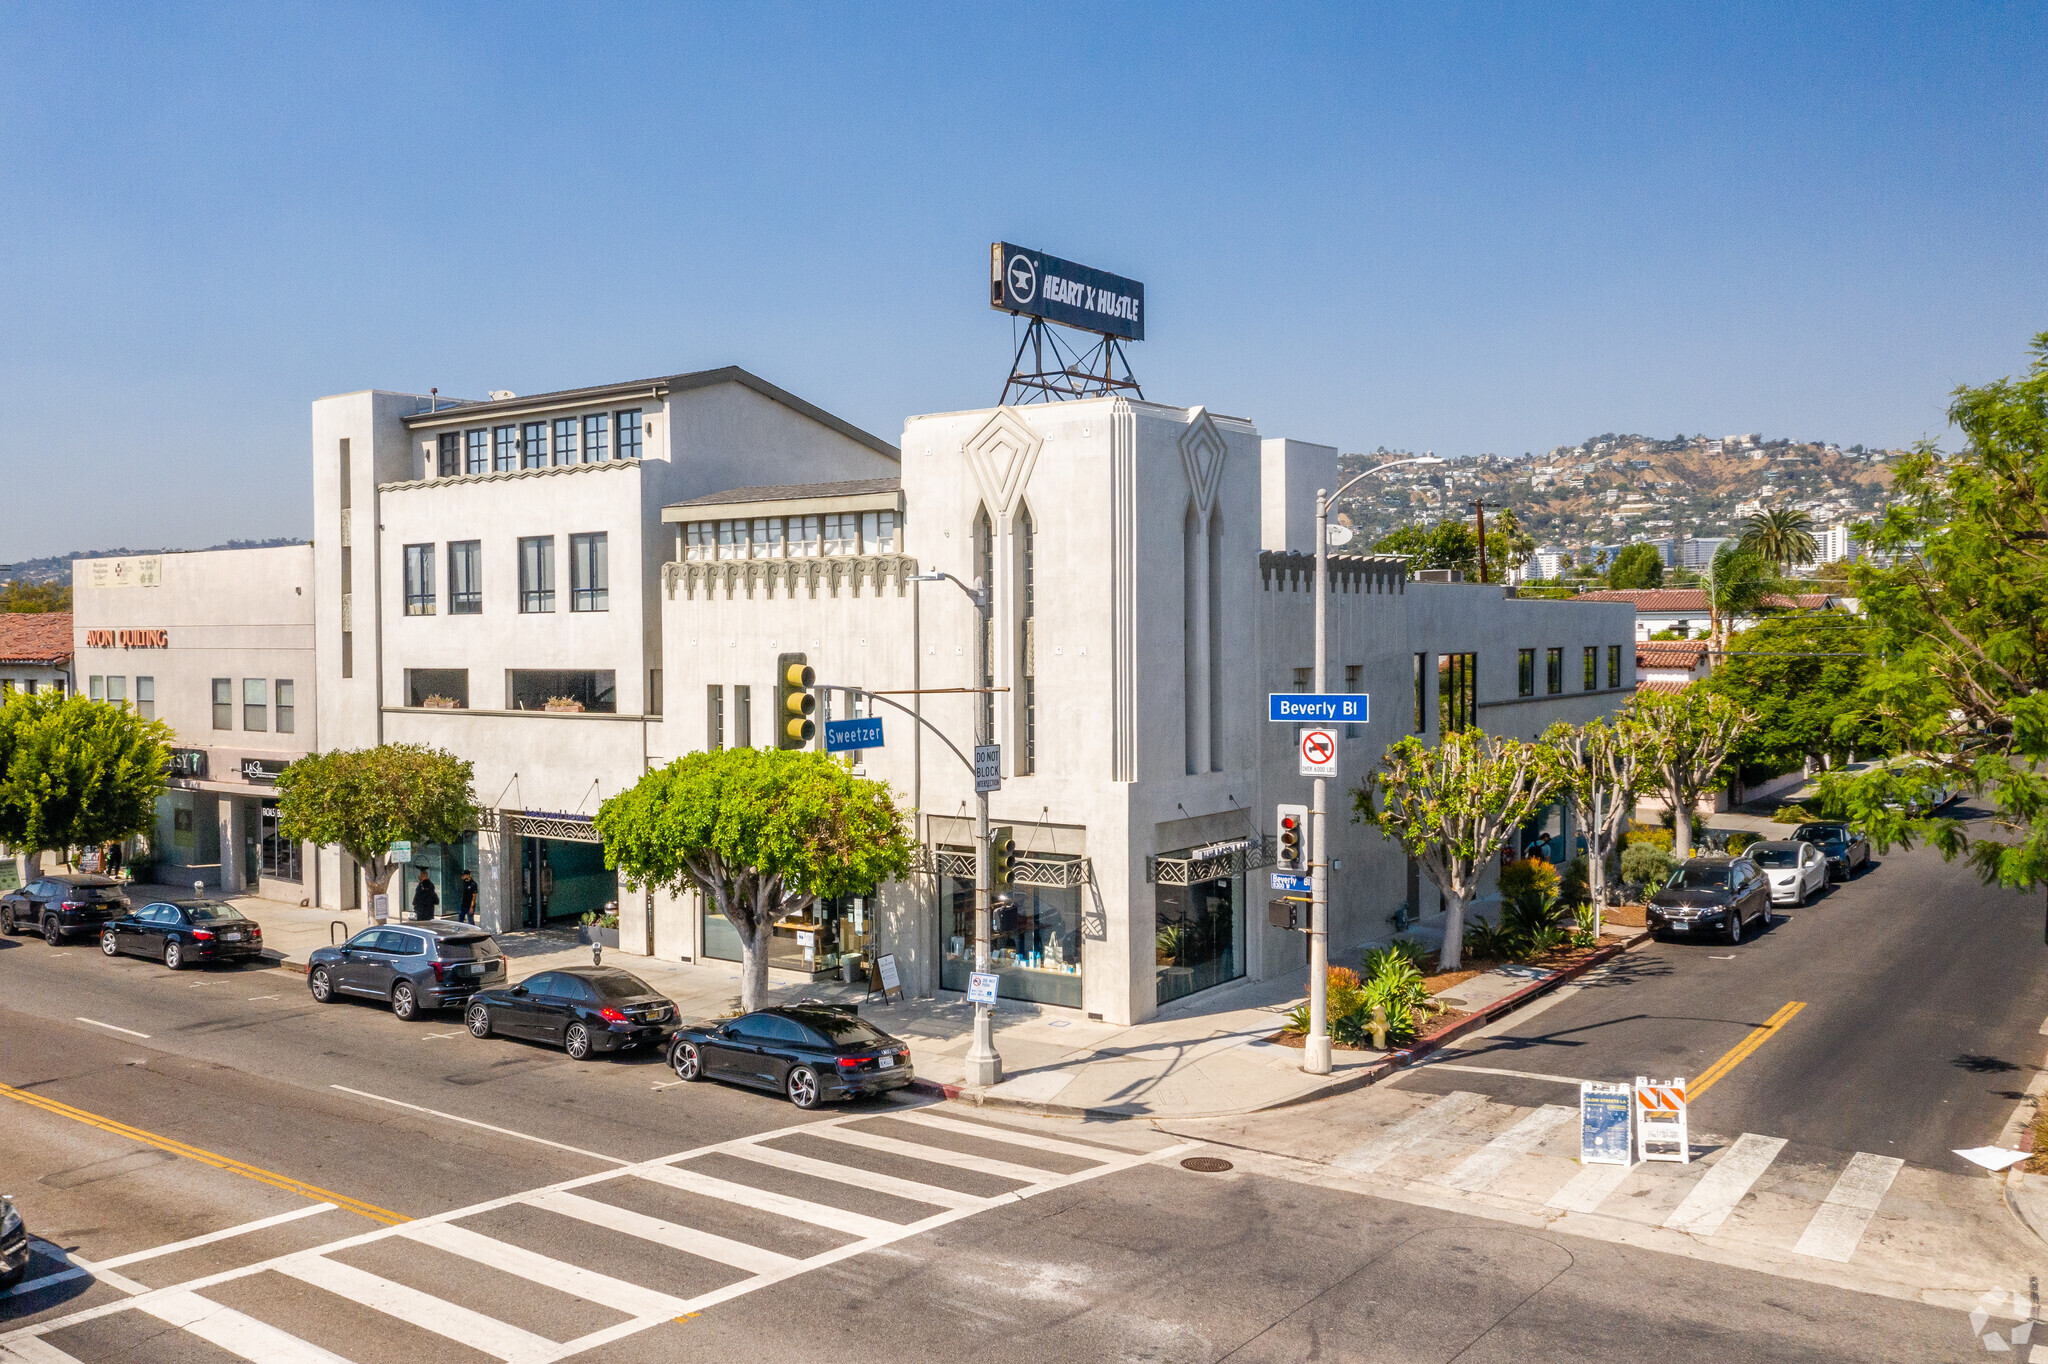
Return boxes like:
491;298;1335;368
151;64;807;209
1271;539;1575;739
306;921;506;1020
1;874;130;944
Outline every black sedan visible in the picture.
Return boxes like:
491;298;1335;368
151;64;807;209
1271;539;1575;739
1;873;129;944
464;966;678;1060
1647;856;1773;944
1;1193;27;1290
1792;822;1872;879
667;1004;914;1109
101;901;263;969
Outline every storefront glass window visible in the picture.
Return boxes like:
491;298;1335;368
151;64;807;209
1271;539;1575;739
1154;872;1245;1006
940;857;1083;1007
699;892;876;979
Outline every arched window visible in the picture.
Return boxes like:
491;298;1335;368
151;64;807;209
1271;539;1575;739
974;507;995;745
1018;504;1037;774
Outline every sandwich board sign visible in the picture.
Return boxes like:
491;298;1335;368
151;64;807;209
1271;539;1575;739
1635;1075;1690;1163
1579;1081;1633;1165
865;952;904;1004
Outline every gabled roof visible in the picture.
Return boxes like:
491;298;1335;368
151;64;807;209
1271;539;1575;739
0;612;72;666
1636;639;1709;668
1634;678;1695;695
1579;588;1836;612
662;477;902;523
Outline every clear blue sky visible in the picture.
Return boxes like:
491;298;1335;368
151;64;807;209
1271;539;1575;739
3;3;2043;560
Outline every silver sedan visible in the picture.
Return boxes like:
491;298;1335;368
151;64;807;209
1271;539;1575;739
1746;839;1829;906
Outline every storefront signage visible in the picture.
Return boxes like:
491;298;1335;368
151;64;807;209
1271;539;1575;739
1190;837;1252;862
241;757;288;784
168;749;209;779
825;717;884;754
82;556;163;590
1580;1081;1634;1165
1268;693;1369;724
866;952;904;1003
84;629;169;649
990;242;1145;341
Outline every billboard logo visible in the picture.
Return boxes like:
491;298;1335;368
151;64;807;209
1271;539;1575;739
990;241;1144;342
1006;252;1037;304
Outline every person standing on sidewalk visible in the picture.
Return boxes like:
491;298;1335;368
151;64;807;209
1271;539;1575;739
457;870;478;925
411;868;439;922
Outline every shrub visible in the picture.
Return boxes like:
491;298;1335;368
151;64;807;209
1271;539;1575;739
1625;825;1675;852
1725;831;1759;856
1560;855;1590;908
1464;918;1513;962
1498;857;1561;914
1620;841;1676;890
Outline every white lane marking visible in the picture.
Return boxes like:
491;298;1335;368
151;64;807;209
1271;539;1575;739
528;1189;799;1276
1431;1105;1577;1193
328;1085;630;1165
721;1141;988;1210
797;1123;1057;1185
1335;1091;1486;1174
277;1255;555;1362
246;995;280;1001
144;1288;351;1363
1546;1160;1638;1213
880;1110;1130;1163
26;1242;146;1297
1663;1133;1788;1237
398;1221;691;1318
73;1017;149;1039
1792;1152;1905;1261
1408;1062;1592;1087
0;1336;84;1363
98;1202;337;1269
636;1163;904;1240
419;1031;463;1040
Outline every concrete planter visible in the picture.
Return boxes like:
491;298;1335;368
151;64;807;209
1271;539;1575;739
579;925;620;948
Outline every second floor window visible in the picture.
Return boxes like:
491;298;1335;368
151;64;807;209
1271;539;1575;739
466;428;488;474
823;513;859;555
243;678;268;732
1518;648;1535;697
1547;646;1563;694
404;543;435;615
437;433;459;477
583;412;608;461
135;676;154;720
617;409;642;459
449;540;482;614
1584;646;1599;691
276;679;295;734
212;678;232;729
493;425;516;472
570;533;608;612
1608;643;1623;688
521;422;547;469
553;417;577;465
519;536;555;613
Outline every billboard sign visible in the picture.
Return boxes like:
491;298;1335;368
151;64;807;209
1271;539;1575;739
990;242;1145;341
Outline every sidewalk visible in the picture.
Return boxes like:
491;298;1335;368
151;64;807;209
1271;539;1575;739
126;880;1615;1122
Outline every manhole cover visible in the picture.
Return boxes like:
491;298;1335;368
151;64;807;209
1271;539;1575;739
1181;1156;1234;1173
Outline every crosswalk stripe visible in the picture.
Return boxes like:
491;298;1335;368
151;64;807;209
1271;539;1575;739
881;1111;1124;1163
722;1141;990;1210
1546;1160;1637;1213
528;1190;799;1275
1662;1133;1787;1237
98;1203;337;1269
637;1163;905;1240
1;1336;84;1364
398;1221;691;1319
798;1123;1060;1186
277;1254;556;1362
143;1289;351;1363
1335;1091;1486;1174
1792;1152;1904;1261
1431;1105;1577;1193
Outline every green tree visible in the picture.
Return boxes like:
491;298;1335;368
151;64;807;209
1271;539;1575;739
1352;730;1559;969
1629;689;1754;859
596;748;914;1010
1485;508;1537;581
1606;543;1665;590
1738;508;1821;573
0;691;172;864
1374;520;1477;574
0;582;71;613
275;745;477;911
1702;610;1883;779
1542;716;1653;916
1704;543;1794;659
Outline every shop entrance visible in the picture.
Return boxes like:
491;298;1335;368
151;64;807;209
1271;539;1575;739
1153;873;1245;1006
521;837;615;930
259;801;301;882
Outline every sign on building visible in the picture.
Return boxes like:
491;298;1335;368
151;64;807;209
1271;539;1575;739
1580;1081;1633;1165
1268;693;1369;724
1298;727;1338;777
990;242;1145;341
1635;1076;1690;1163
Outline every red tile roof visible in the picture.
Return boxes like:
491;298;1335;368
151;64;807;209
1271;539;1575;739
1578;588;1836;612
0;613;71;666
1634;678;1695;694
1637;639;1709;668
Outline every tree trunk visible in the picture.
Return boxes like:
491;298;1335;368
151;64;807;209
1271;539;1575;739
737;916;772;1013
362;858;394;920
1439;892;1468;970
1671;790;1694;861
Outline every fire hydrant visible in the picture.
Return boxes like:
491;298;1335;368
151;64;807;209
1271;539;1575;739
1369;1004;1389;1050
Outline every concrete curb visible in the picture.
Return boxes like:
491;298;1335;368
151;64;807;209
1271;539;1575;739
912;931;1652;1121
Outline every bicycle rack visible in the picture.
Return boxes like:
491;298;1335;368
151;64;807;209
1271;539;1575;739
330;920;348;945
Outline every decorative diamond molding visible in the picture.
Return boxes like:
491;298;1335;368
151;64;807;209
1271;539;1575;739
1179;407;1227;518
962;407;1044;516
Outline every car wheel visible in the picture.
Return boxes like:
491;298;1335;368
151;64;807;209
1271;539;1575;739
391;982;418;1021
786;1064;821;1109
164;939;183;970
309;966;334;1002
101;929;119;957
670;1041;702;1082
565;1022;592;1060
43;916;62;946
466;1002;491;1038
1;907;14;934
1725;909;1743;945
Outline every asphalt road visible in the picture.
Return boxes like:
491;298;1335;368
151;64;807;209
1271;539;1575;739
1401;815;2048;1170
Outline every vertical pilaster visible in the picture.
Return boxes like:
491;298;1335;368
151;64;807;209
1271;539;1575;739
217;797;247;894
476;819;512;935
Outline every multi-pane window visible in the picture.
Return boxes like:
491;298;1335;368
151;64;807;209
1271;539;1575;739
707;685;724;750
520;422;546;469
583;413;608;462
1292;667;1312;693
403;543;435;615
276;680;295;734
493;425;516;472
1020;506;1036;773
135;676;154;720
684;523;715;561
862;510;898;553
448;541;482;614
569;532;608;612
243;678;268;732
822;513;859;555
734;685;752;749
437;432;459;477
716;520;746;560
1518;648;1536;697
553;417;577;465
105;676;126;706
88;676;103;701
1413;653;1428;733
1608;644;1622;689
519;536;555;613
1344;664;1363;739
466;428;488;474
1438;653;1477;734
751;517;783;558
1546;646;1563;694
1584;646;1599;691
788;515;820;556
616;409;642;459
212;678;232;729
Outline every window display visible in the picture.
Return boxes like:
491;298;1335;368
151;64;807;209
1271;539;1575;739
940;859;1082;1007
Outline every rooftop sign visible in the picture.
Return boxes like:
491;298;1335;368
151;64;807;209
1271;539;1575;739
990;242;1144;342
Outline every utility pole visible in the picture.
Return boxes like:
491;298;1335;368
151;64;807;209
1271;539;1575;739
1475;501;1488;584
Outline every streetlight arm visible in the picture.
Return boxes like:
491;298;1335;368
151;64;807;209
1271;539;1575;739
909;570;985;611
1327;456;1447;513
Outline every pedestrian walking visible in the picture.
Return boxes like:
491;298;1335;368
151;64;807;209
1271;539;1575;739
412;868;439;921
458;870;479;925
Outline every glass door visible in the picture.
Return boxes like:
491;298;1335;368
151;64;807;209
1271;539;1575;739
1154;873;1245;1006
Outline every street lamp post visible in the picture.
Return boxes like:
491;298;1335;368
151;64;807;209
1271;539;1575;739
1305;456;1444;1075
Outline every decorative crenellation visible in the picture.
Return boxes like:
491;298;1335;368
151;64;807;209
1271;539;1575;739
663;553;921;603
1258;550;1408;596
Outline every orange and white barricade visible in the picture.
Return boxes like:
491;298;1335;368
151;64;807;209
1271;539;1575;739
1635;1076;1689;1163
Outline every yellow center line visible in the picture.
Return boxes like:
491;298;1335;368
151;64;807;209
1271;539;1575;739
0;1081;408;1226
1690;1001;1806;1100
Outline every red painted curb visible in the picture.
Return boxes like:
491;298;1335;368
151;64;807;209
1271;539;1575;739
1390;931;1649;1066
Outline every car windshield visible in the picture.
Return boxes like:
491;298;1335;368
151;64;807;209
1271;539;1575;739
1749;848;1798;868
1794;825;1845;844
586;971;655;1001
803;1012;892;1046
1666;864;1732;891
187;904;247;923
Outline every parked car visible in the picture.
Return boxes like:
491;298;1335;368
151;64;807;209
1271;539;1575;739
1791;822;1872;879
101;901;263;969
1745;839;1830;906
0;1194;27;1290
667;1003;914;1109
307;922;506;1020
1647;855;1773;944
0;874;129;944
463;966;678;1059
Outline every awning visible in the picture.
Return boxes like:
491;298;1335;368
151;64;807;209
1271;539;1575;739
1147;835;1273;885
914;846;1092;889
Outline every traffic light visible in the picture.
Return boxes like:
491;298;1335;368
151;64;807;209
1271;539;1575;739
989;825;1016;892
776;653;816;749
1276;803;1308;875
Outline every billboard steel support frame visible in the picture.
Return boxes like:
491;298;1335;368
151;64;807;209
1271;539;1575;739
999;315;1144;406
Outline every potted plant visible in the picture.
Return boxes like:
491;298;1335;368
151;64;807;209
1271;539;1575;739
543;696;585;714
578;908;621;948
420;694;462;710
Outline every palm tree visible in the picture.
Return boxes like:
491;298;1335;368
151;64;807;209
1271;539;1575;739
1739;508;1820;573
1704;544;1794;662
